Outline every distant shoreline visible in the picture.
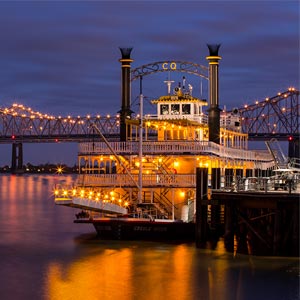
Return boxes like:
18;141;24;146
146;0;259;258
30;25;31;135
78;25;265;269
0;164;78;174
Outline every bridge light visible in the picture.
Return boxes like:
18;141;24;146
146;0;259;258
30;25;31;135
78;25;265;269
288;136;293;141
11;135;15;139
55;138;59;142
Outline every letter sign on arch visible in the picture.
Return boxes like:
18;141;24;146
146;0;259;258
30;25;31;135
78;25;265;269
162;62;177;70
131;60;208;81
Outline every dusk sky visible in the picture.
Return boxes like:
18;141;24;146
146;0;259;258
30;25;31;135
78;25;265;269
0;1;299;166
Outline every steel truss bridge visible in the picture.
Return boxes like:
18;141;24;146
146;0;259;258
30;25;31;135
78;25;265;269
0;88;298;144
240;88;299;141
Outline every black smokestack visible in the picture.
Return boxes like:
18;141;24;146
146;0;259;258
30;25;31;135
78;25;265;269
206;44;222;144
119;47;133;141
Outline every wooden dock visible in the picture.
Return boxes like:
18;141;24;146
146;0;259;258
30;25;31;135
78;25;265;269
195;168;299;257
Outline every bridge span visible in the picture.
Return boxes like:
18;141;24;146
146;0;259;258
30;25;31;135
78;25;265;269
0;88;298;144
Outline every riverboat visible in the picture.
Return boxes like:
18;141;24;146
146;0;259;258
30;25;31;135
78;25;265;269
54;77;276;241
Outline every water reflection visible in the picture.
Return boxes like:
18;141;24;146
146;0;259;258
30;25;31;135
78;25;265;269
47;247;133;299
45;239;299;300
0;175;298;300
46;242;203;300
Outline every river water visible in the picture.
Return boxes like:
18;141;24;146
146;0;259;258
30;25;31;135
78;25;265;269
0;174;298;300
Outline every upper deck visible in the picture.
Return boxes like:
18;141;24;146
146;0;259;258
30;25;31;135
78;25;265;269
149;81;242;133
78;79;271;165
78;140;272;164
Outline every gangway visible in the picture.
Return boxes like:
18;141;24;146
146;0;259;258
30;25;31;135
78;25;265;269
265;138;289;169
264;142;300;191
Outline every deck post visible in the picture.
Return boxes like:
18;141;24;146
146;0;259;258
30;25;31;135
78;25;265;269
195;167;208;247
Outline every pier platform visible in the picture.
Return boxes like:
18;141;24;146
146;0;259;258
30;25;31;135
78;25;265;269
204;190;299;256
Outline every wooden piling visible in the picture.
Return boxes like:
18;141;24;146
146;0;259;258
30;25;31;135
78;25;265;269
211;190;299;256
195;167;208;247
224;201;235;252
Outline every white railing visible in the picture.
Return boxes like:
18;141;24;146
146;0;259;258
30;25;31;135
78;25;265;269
78;140;273;163
72;197;128;214
156;114;208;124
77;173;196;188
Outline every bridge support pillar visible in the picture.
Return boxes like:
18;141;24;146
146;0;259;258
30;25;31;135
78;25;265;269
11;142;23;174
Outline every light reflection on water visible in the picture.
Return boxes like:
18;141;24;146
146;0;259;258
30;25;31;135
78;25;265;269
0;174;299;300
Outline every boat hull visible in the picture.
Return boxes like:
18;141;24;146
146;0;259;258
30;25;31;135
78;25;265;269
75;218;195;241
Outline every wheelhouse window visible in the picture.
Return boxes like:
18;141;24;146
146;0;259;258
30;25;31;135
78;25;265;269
160;104;169;115
171;104;180;115
182;104;191;115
